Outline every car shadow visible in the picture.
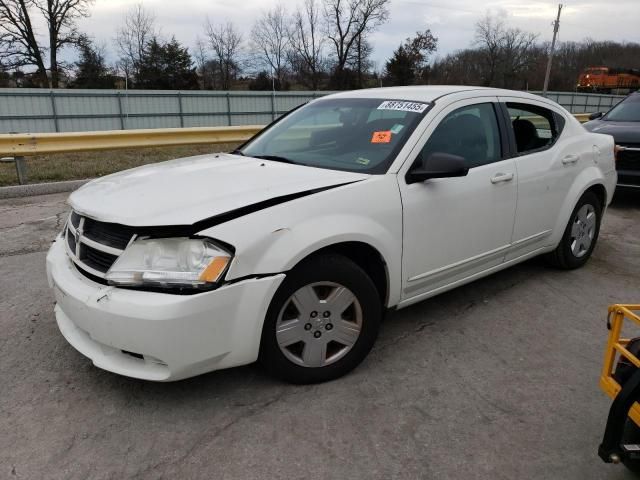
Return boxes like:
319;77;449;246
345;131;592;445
90;256;549;402
379;255;548;337
611;187;640;209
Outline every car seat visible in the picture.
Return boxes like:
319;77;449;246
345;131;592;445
513;118;545;152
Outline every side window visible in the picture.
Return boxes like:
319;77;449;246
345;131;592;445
507;103;560;155
419;103;502;169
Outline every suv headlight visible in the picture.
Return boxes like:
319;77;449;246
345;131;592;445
106;237;232;289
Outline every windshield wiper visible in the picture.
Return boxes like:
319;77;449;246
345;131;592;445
251;154;297;165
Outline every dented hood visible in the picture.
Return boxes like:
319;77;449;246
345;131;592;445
69;153;369;226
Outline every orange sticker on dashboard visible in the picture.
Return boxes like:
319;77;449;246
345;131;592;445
371;131;392;143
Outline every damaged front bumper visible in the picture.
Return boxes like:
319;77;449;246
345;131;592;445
46;235;285;381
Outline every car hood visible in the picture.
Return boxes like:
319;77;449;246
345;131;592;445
583;120;640;144
69;153;369;226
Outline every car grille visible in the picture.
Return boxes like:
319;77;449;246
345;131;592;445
617;143;640;171
64;211;136;281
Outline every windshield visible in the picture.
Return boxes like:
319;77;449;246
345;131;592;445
239;97;431;174
605;95;640;122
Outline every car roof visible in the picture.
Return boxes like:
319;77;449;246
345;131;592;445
323;85;548;104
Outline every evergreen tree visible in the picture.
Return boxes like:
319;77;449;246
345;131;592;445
136;37;199;89
385;30;438;86
385;46;415;86
73;36;116;89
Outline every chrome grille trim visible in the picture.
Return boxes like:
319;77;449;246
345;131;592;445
65;227;108;279
78;231;125;256
64;211;134;279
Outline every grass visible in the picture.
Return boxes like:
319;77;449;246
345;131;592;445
0;143;240;187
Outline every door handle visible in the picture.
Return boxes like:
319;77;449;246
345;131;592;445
490;172;514;184
562;154;579;165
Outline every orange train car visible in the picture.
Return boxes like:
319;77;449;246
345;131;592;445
578;66;640;94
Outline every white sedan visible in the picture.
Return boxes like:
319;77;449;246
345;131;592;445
46;86;617;383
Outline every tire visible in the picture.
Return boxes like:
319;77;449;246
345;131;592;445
622;420;640;474
546;191;602;270
259;253;382;384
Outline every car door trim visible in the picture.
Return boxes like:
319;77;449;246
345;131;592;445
495;101;515;158
512;229;552;248
405;242;511;294
397;245;549;309
497;102;518;158
506;230;553;261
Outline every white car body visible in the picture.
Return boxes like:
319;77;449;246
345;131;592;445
46;86;617;381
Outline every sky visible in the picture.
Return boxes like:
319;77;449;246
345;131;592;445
73;0;640;70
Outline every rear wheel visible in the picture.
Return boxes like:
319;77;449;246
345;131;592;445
259;254;381;384
546;191;602;269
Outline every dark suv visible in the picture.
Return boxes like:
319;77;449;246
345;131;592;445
584;92;640;188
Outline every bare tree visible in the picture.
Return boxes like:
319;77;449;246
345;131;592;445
0;0;48;86
288;0;324;90
0;0;92;87
206;21;242;90
324;0;390;88
475;13;538;88
500;27;538;88
347;33;373;88
474;14;503;86
115;2;156;85
250;4;289;88
38;0;93;87
194;35;212;89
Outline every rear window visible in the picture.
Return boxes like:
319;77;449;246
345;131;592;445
507;103;562;154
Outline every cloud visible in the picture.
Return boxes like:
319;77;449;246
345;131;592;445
72;0;639;67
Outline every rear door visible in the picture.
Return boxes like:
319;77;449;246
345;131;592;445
497;98;577;260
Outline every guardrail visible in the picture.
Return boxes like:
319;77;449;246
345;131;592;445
0;125;261;156
573;113;591;123
0;114;593;185
0;125;261;184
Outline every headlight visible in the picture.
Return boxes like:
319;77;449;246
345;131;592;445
106;237;232;289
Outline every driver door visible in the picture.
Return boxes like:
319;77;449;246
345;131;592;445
398;99;517;304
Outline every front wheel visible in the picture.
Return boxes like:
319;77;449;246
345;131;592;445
546;191;602;269
259;254;381;384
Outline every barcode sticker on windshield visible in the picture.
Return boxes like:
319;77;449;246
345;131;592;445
377;101;428;113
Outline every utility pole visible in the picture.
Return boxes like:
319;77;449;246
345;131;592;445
543;3;563;96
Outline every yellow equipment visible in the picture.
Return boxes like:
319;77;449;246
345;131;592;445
599;305;640;468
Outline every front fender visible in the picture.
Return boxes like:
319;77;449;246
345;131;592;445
198;176;404;307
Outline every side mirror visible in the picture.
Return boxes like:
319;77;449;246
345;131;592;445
406;152;469;184
589;112;604;120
